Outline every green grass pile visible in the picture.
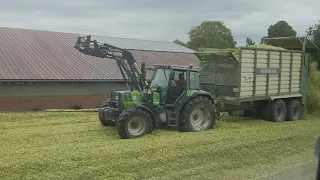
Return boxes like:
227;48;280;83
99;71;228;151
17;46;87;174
0;112;319;179
232;44;286;60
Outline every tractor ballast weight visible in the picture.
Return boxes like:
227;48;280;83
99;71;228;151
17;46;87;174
74;35;217;139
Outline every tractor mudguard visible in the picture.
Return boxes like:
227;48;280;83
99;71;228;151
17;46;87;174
134;104;156;126
185;91;217;120
189;90;215;104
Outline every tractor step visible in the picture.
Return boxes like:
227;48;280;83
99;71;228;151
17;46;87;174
168;119;178;127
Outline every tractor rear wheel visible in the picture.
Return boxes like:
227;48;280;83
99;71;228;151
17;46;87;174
116;108;153;139
179;96;215;132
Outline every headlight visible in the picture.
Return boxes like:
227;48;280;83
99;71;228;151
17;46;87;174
114;94;119;100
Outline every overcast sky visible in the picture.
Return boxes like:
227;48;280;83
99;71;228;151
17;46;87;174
0;0;319;46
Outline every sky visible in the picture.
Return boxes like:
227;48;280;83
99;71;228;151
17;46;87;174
0;0;319;46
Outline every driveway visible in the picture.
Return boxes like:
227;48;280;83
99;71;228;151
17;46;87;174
261;162;317;180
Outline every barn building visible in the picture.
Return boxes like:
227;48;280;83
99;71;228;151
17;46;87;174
0;27;200;111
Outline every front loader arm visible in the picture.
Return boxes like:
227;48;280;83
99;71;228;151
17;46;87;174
74;35;148;92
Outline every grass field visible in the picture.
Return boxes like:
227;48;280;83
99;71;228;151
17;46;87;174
0;112;319;180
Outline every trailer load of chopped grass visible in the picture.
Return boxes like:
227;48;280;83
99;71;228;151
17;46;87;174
232;44;286;60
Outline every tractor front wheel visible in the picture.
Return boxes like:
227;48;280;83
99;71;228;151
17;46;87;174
179;96;215;132
116;108;153;139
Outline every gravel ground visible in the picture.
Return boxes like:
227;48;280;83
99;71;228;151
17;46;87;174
261;162;318;180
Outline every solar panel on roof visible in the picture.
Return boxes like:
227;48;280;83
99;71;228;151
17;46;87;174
78;34;195;53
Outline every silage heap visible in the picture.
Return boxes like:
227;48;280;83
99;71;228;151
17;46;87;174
231;44;286;60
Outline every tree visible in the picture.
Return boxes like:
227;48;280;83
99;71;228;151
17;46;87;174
267;20;297;37
260;36;266;44
306;21;320;47
173;39;188;47
246;38;255;46
186;21;237;50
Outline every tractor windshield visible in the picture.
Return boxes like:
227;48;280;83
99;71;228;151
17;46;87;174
150;68;171;89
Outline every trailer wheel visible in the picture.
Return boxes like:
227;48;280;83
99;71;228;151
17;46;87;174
270;99;287;122
179;96;215;132
243;110;255;117
286;99;302;121
116;108;153;139
260;102;272;121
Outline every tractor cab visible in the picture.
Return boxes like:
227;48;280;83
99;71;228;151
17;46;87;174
149;64;201;105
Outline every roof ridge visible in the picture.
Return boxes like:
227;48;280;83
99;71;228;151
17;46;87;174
89;34;174;44
0;26;76;36
0;26;176;44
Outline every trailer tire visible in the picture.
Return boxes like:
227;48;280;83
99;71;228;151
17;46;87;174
261;102;272;121
243;110;255;117
178;96;215;132
286;99;302;121
270;99;287;122
116;108;153;139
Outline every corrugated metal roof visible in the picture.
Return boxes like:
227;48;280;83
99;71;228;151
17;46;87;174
87;35;195;53
0;27;200;82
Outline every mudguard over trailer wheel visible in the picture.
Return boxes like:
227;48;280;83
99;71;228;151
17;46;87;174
268;99;287;122
178;96;215;132
286;99;302;121
116;108;153;139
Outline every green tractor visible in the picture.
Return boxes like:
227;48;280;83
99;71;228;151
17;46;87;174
74;36;216;139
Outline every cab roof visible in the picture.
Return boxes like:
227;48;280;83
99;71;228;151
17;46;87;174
153;64;201;72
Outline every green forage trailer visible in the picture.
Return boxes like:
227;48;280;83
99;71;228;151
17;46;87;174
196;38;314;122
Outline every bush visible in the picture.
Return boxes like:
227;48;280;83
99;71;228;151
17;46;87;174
30;108;42;112
306;61;320;117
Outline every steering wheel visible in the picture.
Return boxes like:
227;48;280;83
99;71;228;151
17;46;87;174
169;80;176;88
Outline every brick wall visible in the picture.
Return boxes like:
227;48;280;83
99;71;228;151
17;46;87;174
0;95;110;111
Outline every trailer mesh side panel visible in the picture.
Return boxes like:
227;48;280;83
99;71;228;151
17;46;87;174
199;53;238;97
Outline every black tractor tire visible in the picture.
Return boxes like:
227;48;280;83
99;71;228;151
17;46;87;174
286;99;302;121
269;99;287;122
178;96;215;132
116;108;153;139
